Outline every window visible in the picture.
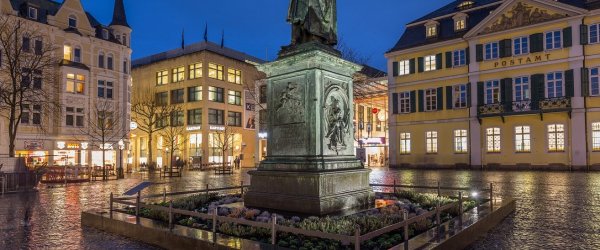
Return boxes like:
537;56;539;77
188;86;202;102
123;59;128;73
66;107;84;127
98;53;105;68
399;92;411;113
208;63;224;80
122;34;127;46
21;104;41;125
455;19;466;31
188;109;202;125
228;111;242;127
102;29;109;40
453;49;466;67
454;130;468;153
259;85;267;104
515;126;531;152
399;133;411;154
170;111;184;126
424;88;437;111
486;127;501;153
97;111;114;129
592;123;600;151
484;42;499;60
457;1;474;10
156;92;168;106
28;7;38;20
34;40;42;55
66;73;85;94
107;55;113;70
73;47;81;62
63;45;71;60
156;70;168;85
513;37;529;55
548;124;565;152
228;90;242;105
33;76;41;89
426;25;437;38
171;89;184;104
68;16;77;28
22;37;30;53
590;68;600;96
485;80;501;104
453;84;467;108
546;72;564;98
228;68;242;84
545;31;562;50
98;80;113;99
398;60;410;76
208;86;224;102
513;77;530;101
424;55;436;72
172;67;185;82
189;63;202;79
426;131;438;153
208;109;224;125
590;24;600;44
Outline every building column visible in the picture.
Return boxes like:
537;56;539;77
571;55;587;168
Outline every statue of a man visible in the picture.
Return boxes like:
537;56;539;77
287;0;337;46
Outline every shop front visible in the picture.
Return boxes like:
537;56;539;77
357;137;388;167
16;140;49;168
51;141;89;166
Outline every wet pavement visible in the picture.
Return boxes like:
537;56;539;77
1;168;600;249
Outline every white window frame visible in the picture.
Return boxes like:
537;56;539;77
66;73;85;94
102;29;109;40
68;15;77;28
547;124;565;152
546;72;564;98
453;49;466;67
399;91;411;113
424;88;437;111
514;126;531;152
590;67;600;96
453;84;467;108
425;23;438;38
454;18;466;31
485;80;501;104
513;36;529;56
454;129;468;153
590;23;600;44
426;131;438;153
545;30;562;51
399;133;411;154
398;60;410;76
424;55;436;72
592;122;600;151
484;42;499;60
513;76;530;101
65;107;85;127
486;127;501;153
28;7;38;20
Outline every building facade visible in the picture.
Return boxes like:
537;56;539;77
0;0;132;168
130;42;264;168
387;0;600;170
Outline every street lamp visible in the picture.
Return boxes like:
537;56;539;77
118;139;125;179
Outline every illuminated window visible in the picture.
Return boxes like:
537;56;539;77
424;55;436;71
66;73;85;94
455;19;466;31
400;133;411;154
454;129;468;153
208;86;224;102
425;23;438;38
208;63;224;80
592;123;600;151
546;72;564;98
172;66;185;82
156;70;168;85
398;60;410;76
189;63;202;79
515;126;531;152
424;88;437;111
485;80;501;104
63;45;72;60
457;1;474;10
484;42;499;60
486;127;501;153
399;92;411;113
228;68;242;84
426;131;438;153
228;90;242;105
514;77;530;101
548;124;565;152
453;84;467;108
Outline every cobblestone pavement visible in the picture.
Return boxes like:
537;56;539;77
2;168;600;249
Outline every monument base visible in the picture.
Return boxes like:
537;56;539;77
245;165;374;215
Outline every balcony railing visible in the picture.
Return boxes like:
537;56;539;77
478;103;504;115
539;97;571;110
512;100;532;112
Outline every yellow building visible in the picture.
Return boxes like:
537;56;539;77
386;0;600;170
130;41;264;168
0;0;132;168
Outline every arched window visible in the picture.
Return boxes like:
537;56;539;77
98;52;105;68
107;54;114;70
68;15;77;28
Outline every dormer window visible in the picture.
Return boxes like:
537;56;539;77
68;15;77;28
457;1;474;10
28;7;38;20
425;21;439;38
453;13;468;32
102;29;109;40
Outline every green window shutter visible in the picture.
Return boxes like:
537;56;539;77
410;91;417;113
500;39;512;58
501;78;513;112
418;90;424;112
477;81;484;106
530;33;544;53
436;53;443;70
445;51;453;68
437;87;444;110
467;82;472;107
392;93;399;114
409;58;416;74
476;44;483;62
563;27;573;48
465;47;470;65
565;69;574;97
580;24;589;45
582;67;590;97
446;86;453;109
418;57;424;72
392;61;399;77
531;74;545;110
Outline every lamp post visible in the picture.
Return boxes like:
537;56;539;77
118;139;125;179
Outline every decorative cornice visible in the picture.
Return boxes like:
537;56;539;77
481;2;566;35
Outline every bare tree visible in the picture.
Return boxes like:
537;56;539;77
335;37;372;66
131;89;182;169
0;16;60;157
211;125;240;170
159;122;187;175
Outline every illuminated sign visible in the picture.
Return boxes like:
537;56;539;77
130;122;138;130
258;132;268;139
186;125;202;131
66;143;80;149
493;54;551;68
209;125;225;131
360;137;386;145
24;141;43;150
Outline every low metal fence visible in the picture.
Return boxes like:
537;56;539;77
109;181;495;250
1;172;39;194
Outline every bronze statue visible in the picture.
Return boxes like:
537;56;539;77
288;0;337;46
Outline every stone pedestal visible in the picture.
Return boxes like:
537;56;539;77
245;44;373;215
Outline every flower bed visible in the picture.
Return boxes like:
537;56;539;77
126;191;477;250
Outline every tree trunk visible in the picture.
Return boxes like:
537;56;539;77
147;133;153;170
8;105;17;157
102;149;106;181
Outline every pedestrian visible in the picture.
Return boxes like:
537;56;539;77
234;156;241;169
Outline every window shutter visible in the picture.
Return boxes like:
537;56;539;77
418;90;424;112
580;24;589;45
501;78;513;112
418;57;424;72
445;51;453;68
465;47;470;65
477;82;484;106
565;69;574;97
476;44;483;62
500;39;512;58
467;82;472;107
409;58;416;74
563;27;573;48
531;74;545;110
582;67;590;97
410;91;417;113
392;93;399;114
446;86;453;109
530;33;544;53
437;87;444;110
436;53;443;70
392;61;399;77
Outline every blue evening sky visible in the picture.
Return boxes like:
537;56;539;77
77;0;455;71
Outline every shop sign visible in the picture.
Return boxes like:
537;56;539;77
493;54;551;68
186;125;201;131
258;132;268;139
66;143;80;149
210;125;225;131
24;140;43;150
130;122;138;130
100;143;114;150
360;137;386;145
